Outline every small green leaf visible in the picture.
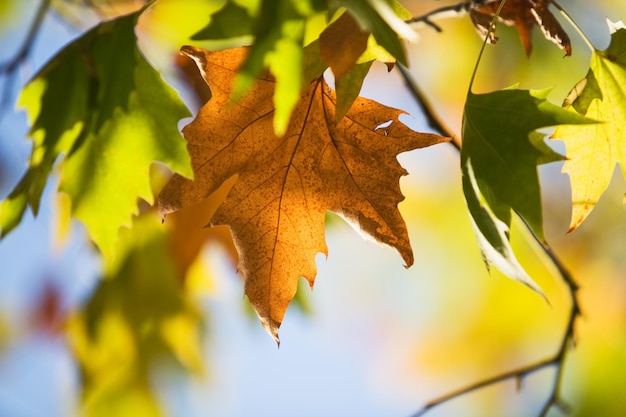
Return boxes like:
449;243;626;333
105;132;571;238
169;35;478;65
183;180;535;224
335;60;372;121
357;32;396;64
339;0;413;66
231;0;312;135
313;6;402;121
0;10;192;258
238;0;329;135
301;39;328;85
191;1;255;40
462;87;591;290
265;17;306;135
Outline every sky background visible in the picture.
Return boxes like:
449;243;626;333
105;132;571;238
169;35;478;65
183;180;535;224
0;1;625;417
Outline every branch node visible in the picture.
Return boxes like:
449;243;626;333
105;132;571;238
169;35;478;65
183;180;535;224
554;397;573;414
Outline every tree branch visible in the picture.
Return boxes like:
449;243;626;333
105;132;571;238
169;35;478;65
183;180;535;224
397;64;582;417
397;64;461;150
405;0;487;32
0;0;51;118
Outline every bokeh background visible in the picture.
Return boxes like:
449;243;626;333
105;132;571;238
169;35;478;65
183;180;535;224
0;1;625;416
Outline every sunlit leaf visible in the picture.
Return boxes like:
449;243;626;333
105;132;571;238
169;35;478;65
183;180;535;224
69;211;205;415
0;10;192;258
191;1;254;40
206;0;324;136
339;0;413;65
553;23;626;231
159;46;448;342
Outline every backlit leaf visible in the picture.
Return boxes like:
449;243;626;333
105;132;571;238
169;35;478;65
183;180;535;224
553;23;626;231
335;60;373;121
211;0;322;136
0;10;192;258
191;1;254;40
339;0;414;65
158;46;448;342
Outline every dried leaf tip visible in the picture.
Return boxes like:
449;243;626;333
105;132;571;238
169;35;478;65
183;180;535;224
260;315;281;346
180;45;209;79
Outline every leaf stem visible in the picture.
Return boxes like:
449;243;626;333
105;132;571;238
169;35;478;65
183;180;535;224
0;0;51;117
405;1;476;32
397;57;582;417
468;0;508;92
551;0;595;53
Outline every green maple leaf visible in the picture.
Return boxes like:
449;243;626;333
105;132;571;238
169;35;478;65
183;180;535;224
338;0;414;66
335;61;373;120
191;1;255;40
462;87;591;292
316;9;400;121
0;10;192;258
193;0;326;136
553;22;626;231
328;1;412;120
190;0;413;134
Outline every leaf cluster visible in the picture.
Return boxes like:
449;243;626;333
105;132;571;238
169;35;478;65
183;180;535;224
0;0;625;416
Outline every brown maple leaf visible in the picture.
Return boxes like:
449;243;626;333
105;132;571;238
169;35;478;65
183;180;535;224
158;46;448;342
470;0;571;56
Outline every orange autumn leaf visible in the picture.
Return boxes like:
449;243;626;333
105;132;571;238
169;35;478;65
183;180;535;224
158;46;448;342
166;178;238;281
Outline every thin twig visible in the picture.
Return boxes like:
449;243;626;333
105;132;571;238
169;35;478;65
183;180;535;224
397;56;582;417
405;2;471;31
405;1;488;31
0;0;51;118
397;64;460;150
533;239;581;417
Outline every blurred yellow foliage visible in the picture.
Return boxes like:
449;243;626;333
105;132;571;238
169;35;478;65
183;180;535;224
67;211;207;416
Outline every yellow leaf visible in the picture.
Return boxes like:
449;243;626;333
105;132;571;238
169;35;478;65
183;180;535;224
553;25;626;231
161;312;205;373
53;192;73;250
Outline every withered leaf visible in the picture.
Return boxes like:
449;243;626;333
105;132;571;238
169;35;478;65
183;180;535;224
158;46;448;342
470;0;571;56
